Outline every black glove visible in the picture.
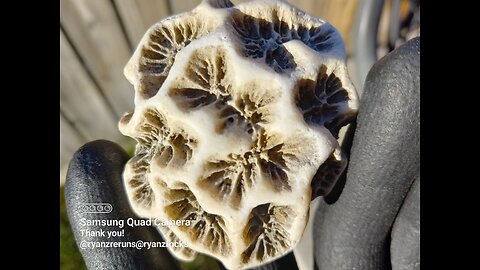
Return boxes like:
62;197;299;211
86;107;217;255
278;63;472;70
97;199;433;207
314;37;420;270
65;37;419;270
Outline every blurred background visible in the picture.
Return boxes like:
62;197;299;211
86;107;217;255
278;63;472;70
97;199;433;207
60;0;419;269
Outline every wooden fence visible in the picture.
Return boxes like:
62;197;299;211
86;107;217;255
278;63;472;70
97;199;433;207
60;0;358;185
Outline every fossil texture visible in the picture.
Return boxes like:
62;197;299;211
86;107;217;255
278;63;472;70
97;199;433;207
119;0;358;269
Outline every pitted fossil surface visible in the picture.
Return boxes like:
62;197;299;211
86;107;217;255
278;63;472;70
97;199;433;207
119;0;358;269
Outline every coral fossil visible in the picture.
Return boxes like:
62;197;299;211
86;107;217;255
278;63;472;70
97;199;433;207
119;0;358;269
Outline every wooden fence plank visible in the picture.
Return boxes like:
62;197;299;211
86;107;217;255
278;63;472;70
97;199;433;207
114;0;170;47
60;0;134;117
60;114;87;185
289;0;316;13
60;114;86;165
60;30;120;141
169;0;201;13
289;0;358;53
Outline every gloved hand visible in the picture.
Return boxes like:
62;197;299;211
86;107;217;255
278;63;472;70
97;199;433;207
313;37;420;270
65;37;419;270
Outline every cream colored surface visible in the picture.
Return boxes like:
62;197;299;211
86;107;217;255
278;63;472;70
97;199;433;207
119;0;357;269
293;197;320;270
60;0;359;187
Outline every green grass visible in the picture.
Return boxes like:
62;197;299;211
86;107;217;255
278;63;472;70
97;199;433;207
179;254;223;270
60;186;87;270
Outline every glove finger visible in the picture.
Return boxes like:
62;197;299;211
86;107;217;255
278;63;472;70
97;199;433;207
314;37;420;270
65;140;180;270
219;252;298;270
391;176;420;270
250;252;298;270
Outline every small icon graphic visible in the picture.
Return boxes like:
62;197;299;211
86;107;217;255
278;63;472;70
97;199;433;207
81;203;113;213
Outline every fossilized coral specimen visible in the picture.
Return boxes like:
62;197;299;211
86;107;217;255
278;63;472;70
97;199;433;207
119;0;358;269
